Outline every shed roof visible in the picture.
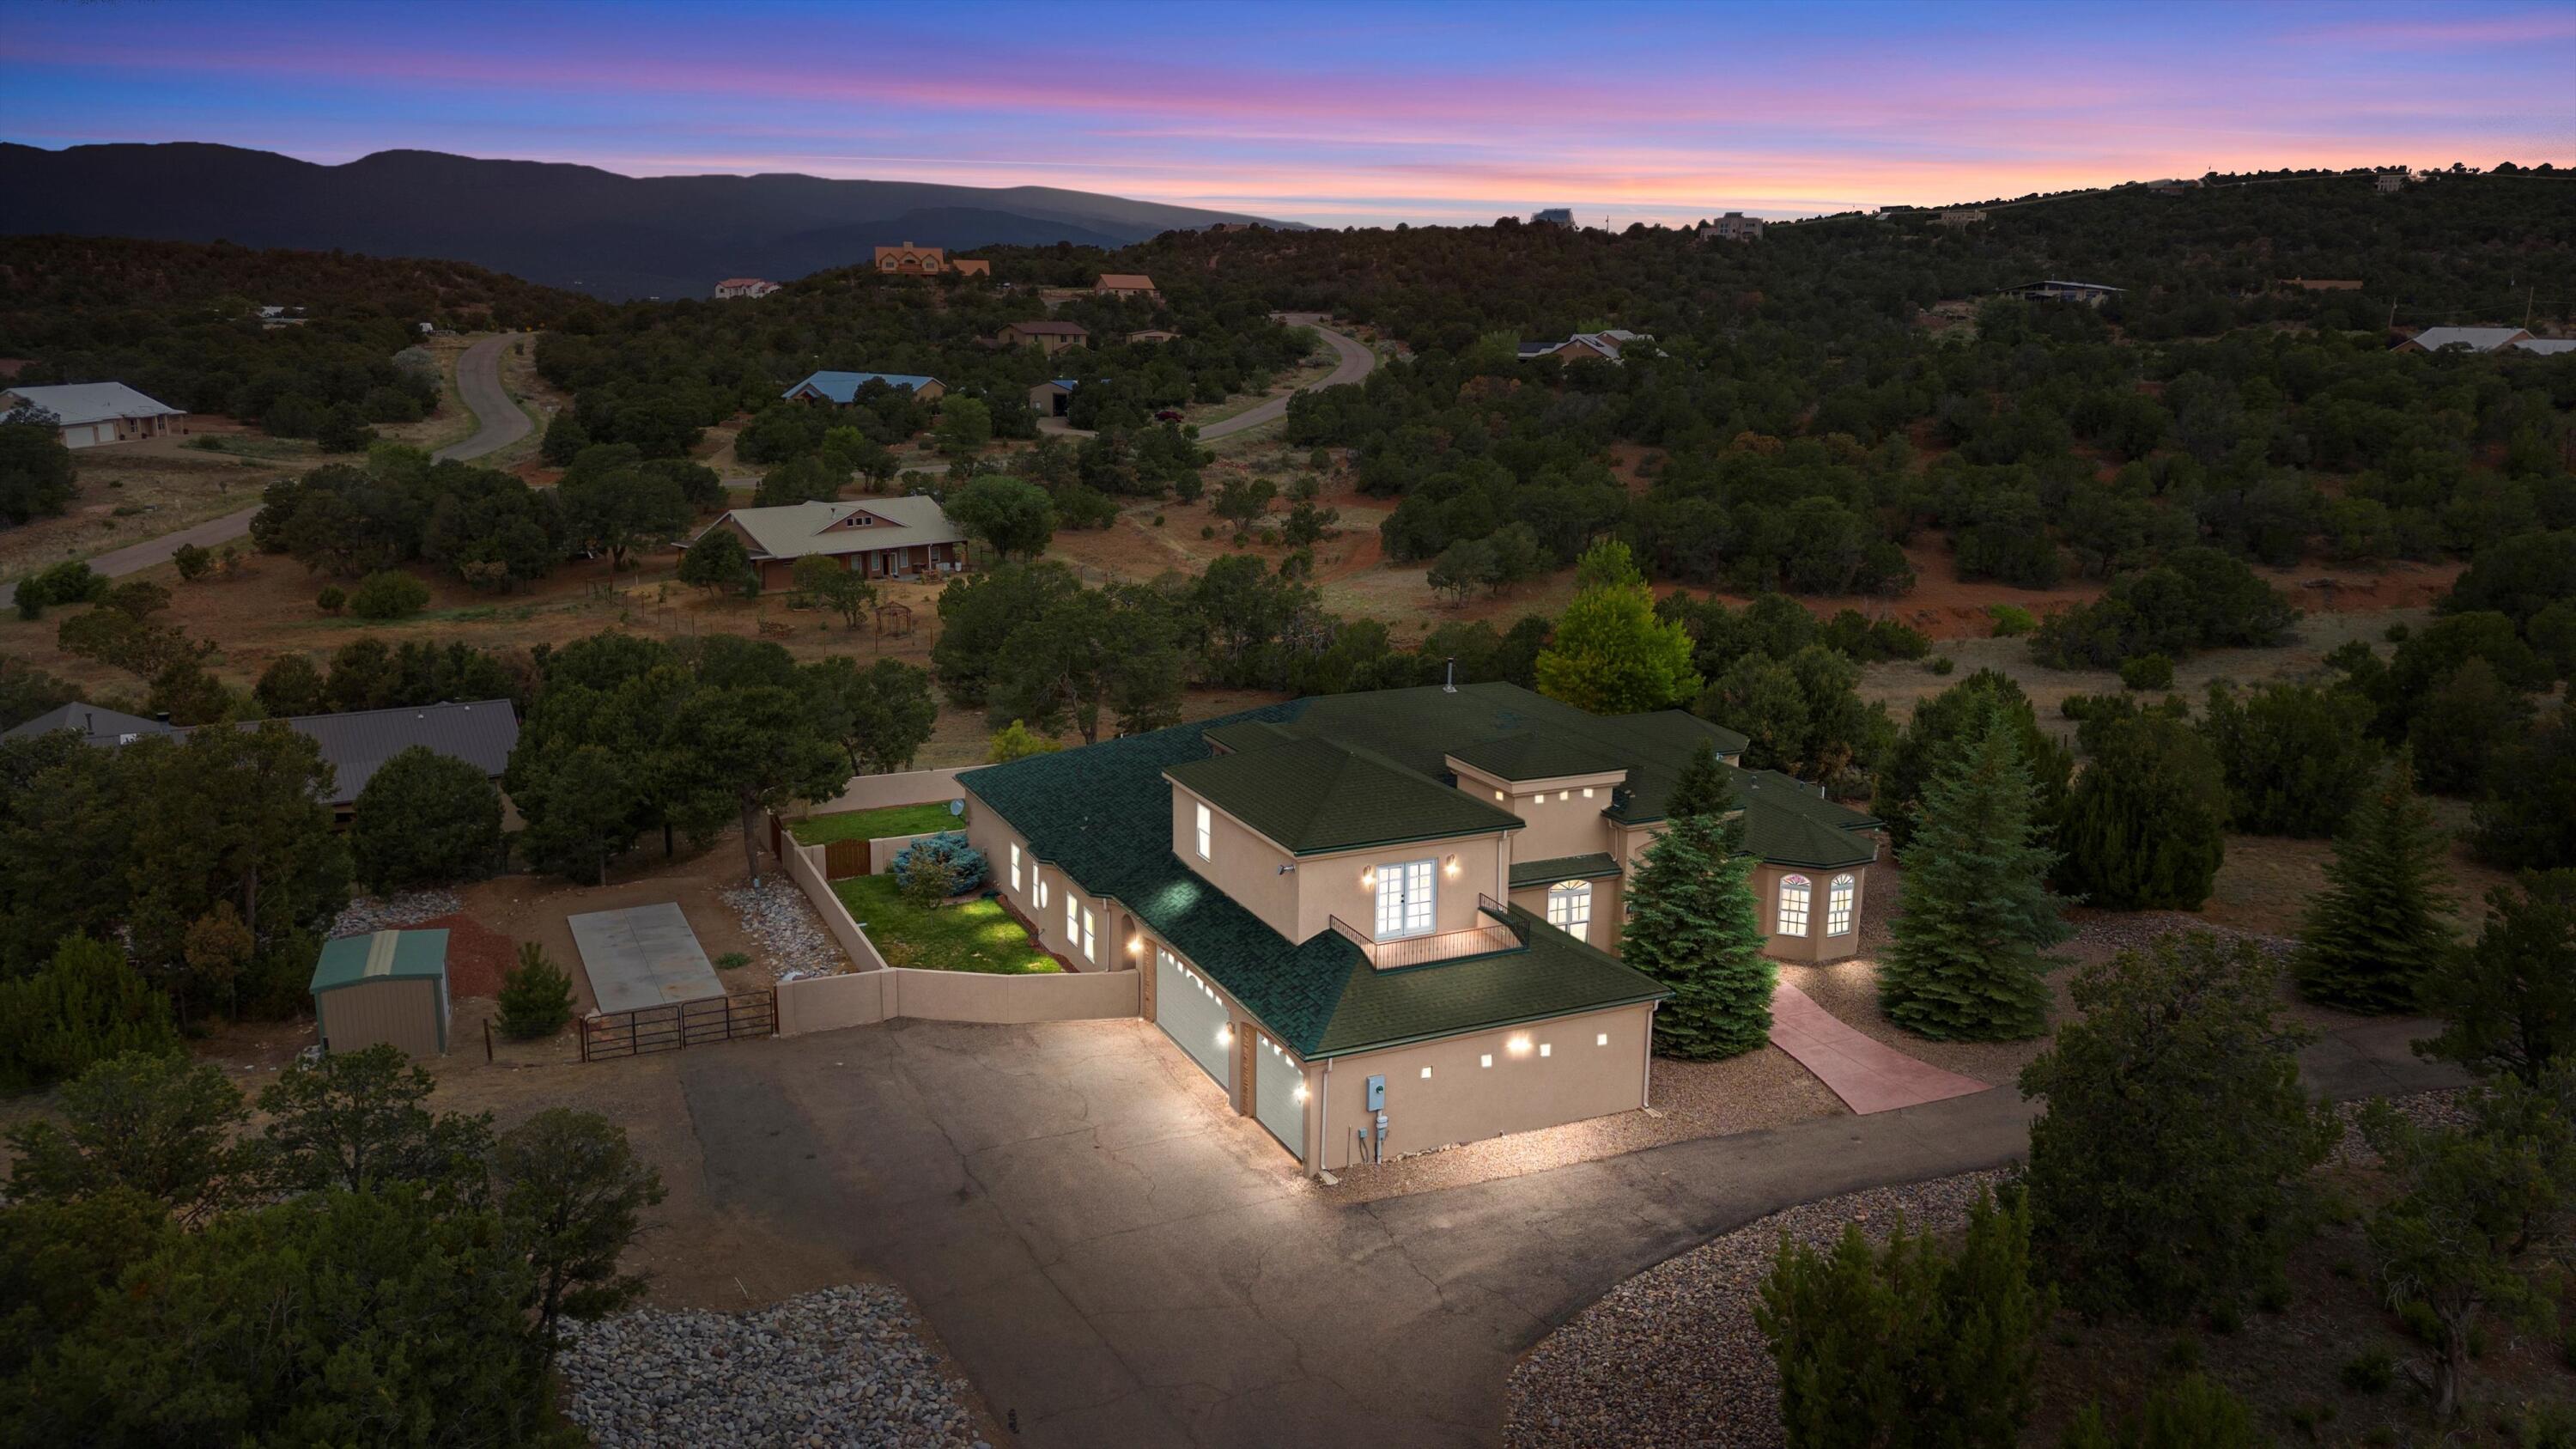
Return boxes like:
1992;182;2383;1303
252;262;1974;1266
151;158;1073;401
3;381;184;424
1096;273;1157;290
312;928;449;993
782;371;940;404
696;496;963;561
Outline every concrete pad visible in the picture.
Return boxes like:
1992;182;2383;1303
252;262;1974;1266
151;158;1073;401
1767;982;1993;1114
568;902;724;1014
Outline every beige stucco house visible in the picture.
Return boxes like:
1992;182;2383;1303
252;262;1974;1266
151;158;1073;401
957;682;1880;1175
996;320;1089;355
688;496;971;594
872;242;990;277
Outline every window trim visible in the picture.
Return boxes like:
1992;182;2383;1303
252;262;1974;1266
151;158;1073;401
1777;873;1811;937
1081;907;1097;962
1194;801;1212;861
1009;842;1022;892
1825;873;1856;936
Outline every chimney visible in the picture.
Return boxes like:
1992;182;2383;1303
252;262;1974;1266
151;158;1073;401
1443;657;1458;694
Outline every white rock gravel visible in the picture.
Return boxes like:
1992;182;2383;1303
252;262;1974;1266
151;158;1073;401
1504;1088;2470;1449
558;1284;987;1449
328;889;461;938
721;878;848;979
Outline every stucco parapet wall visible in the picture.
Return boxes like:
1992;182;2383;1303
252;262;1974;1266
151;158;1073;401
788;767;969;818
776;965;1138;1033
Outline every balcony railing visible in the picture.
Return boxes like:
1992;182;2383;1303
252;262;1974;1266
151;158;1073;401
1329;895;1525;970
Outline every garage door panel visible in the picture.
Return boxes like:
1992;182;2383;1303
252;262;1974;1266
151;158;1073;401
1155;949;1230;1089
1253;1033;1305;1156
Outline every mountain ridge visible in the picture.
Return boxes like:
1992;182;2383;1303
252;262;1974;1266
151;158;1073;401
0;142;1296;300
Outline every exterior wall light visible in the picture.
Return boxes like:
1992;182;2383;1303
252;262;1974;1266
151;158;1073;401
1479;1054;1492;1068
1293;1082;1309;1103
1420;1066;1433;1079
1493;789;1504;801
1360;867;1377;890
1539;1043;1552;1057
1558;789;1570;801
1127;936;1144;955
1443;855;1460;879
1508;1034;1533;1056
1217;1025;1233;1046
1596;1032;1609;1046
1583;787;1595;799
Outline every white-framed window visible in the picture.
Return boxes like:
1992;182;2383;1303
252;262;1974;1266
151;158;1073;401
1066;896;1079;947
1777;874;1811;936
1037;874;1049;910
1375;858;1436;939
1009;843;1022;892
1081;907;1097;962
1546;880;1594;942
1826;874;1856;936
1194;801;1212;861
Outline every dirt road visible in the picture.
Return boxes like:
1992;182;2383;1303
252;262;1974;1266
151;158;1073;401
2;333;528;607
1198;315;1375;440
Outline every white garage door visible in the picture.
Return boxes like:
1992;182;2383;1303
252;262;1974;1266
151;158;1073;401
1253;1032;1305;1155
1155;948;1231;1089
64;424;102;449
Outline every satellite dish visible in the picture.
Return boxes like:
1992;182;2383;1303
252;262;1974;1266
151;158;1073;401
948;799;966;817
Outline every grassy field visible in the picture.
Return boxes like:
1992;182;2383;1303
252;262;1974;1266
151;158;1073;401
831;875;1060;974
791;803;961;845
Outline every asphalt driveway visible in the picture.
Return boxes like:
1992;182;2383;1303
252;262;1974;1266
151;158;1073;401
665;1012;2458;1447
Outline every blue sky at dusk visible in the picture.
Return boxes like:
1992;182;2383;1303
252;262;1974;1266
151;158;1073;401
4;0;2569;227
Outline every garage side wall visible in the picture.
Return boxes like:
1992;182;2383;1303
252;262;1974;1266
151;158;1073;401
1310;1002;1653;1172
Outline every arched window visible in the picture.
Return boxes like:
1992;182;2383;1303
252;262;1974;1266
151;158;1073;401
1546;880;1593;943
1826;874;1856;935
1777;874;1811;936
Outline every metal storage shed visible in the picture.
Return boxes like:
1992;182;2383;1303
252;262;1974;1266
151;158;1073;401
311;928;451;1056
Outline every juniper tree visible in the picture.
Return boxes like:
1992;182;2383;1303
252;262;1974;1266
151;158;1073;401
1877;702;2067;1040
2418;870;2576;1086
2295;749;2454;1014
1622;741;1771;1058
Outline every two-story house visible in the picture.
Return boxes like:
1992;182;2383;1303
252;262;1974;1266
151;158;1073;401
957;681;1880;1175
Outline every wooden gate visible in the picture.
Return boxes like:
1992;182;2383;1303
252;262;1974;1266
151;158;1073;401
580;990;776;1062
823;838;870;879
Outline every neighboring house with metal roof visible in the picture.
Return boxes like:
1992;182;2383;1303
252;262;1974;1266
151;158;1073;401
1;381;185;448
781;370;947;405
689;496;971;593
1516;330;1652;363
996;320;1090;355
2392;326;2534;355
956;681;1880;1173
4;697;518;809
2513;338;2576;356
1094;273;1160;300
713;277;779;299
2008;280;2124;307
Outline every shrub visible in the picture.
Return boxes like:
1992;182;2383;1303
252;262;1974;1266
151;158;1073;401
1987;603;2037;637
497;942;574;1039
2118;652;2175;691
351;746;502;892
898;851;959;908
173;543;213;582
2059;1376;2264;1449
0;935;183;1093
349;569;430;620
987;719;1060;763
1927;655;1954;675
316;585;347;615
2053;713;2229;910
2197;681;2381;838
890;831;989;897
2339;1346;2396;1393
714;952;750;971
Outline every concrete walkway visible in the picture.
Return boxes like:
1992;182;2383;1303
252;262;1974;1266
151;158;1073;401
1766;982;1991;1114
2;333;526;607
660;1007;2464;1449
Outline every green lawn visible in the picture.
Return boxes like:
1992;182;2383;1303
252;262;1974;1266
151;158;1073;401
791;804;963;845
832;875;1060;975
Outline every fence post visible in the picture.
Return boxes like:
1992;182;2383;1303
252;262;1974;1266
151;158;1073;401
483;1017;493;1063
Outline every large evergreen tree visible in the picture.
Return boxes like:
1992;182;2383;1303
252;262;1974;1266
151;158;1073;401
1869;669;2071;850
2295;750;2455;1014
1534;541;1699;715
1620;742;1771;1058
2052;712;2230;910
1877;703;2067;1040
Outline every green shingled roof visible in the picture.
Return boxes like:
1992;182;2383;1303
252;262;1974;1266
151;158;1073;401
1509;853;1625;889
1732;769;1881;868
1447;732;1625;782
1166;736;1522;855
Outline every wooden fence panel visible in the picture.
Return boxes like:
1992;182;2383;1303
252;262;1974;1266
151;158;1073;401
823;839;870;880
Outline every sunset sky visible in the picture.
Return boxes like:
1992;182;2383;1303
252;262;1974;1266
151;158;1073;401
4;0;2570;228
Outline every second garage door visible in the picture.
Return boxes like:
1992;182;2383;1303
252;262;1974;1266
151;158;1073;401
1155;948;1232;1090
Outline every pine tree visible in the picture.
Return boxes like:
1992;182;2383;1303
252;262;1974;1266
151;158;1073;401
1623;742;1772;1058
2296;750;2455;1014
1878;702;2067;1040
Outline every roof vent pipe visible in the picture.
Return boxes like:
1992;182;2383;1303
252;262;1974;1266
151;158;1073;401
1443;657;1457;694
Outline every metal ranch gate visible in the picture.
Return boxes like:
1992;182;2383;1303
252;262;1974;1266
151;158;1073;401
580;990;776;1062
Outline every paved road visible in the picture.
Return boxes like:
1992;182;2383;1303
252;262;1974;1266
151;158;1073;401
3;333;528;606
1197;315;1375;441
664;1008;2459;1448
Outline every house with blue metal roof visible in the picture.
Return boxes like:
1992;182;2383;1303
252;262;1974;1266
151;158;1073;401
954;680;1881;1173
783;370;946;405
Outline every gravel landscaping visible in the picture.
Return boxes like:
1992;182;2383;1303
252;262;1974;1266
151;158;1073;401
558;1283;987;1449
329;888;462;938
721;878;849;981
1503;1088;2472;1449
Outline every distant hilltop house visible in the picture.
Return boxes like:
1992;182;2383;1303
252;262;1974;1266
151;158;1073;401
1127;328;1181;344
2275;277;2364;292
1935;210;1987;228
714;277;780;299
2375;172;2409;194
1529;208;1575;226
1;381;185;448
2;698;519;814
1028;377;1083;417
1094;273;1161;301
996;320;1090;355
2008;279;2124;307
781;370;947;405
1699;211;1765;242
1517;330;1651;364
2143;179;2200;197
686;497;972;594
1206;222;1255;233
872;242;989;277
2391;326;2573;356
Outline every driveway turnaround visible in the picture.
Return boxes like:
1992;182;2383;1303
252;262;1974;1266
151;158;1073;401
0;334;530;609
1765;983;1990;1114
664;1008;2459;1448
568;902;725;1013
